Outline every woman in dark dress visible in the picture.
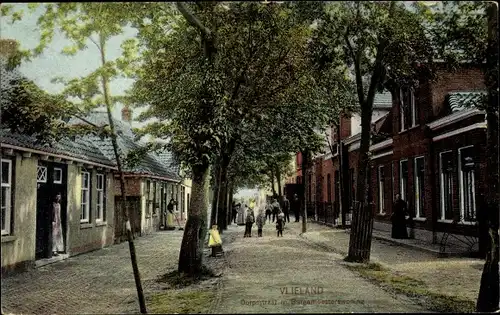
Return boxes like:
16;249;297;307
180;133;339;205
391;194;409;239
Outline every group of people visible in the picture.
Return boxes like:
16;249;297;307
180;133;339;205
241;194;302;238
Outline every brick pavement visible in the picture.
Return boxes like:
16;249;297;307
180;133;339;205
212;221;427;313
299;222;484;303
1;231;186;314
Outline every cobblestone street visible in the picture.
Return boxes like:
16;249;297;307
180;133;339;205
1;219;482;314
214;221;426;313
1;231;185;314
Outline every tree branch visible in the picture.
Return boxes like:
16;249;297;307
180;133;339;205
176;2;212;39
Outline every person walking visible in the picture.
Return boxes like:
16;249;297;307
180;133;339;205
276;210;285;237
293;193;300;222
265;203;272;223
232;201;238;224
282;196;290;223
52;192;64;256
271;198;280;223
244;206;255;237
391;194;409;239
256;209;265;237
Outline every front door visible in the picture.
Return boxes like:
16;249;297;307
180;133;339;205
36;162;67;260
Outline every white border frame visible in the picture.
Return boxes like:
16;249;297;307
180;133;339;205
53;167;63;184
1;159;12;235
414;156;425;218
439;150;454;222
458;145;476;223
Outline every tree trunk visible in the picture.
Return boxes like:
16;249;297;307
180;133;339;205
276;165;282;199
338;126;348;228
301;150;309;233
476;3;499;312
178;165;210;275
211;159;221;227
270;167;277;196
226;183;234;226
346;2;394;263
217;155;230;232
99;34;146;313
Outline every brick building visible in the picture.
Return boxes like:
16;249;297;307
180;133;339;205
297;63;488;241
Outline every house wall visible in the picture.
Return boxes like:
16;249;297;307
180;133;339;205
114;176;142;196
67;165;115;255
1;154;37;273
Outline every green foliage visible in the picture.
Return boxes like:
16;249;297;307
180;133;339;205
130;2;336;180
0;76;99;143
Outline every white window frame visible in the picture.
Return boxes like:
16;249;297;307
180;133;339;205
96;174;105;222
1;159;12;236
410;88;417;128
458;146;476;223
439;150;454;221
400;89;406;132
37;165;47;183
378;165;385;214
80;171;90;223
54;167;63;184
399;159;409;201
414;156;425;218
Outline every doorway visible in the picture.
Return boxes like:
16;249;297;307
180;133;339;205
35;162;68;260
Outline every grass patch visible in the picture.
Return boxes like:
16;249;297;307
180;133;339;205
157;266;217;289
148;289;215;314
346;263;476;313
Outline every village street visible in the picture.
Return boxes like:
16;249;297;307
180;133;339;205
0;220;445;314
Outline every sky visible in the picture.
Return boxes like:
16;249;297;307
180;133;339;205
0;3;144;126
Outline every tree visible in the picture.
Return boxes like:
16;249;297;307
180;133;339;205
416;1;498;310
311;1;434;262
132;2;331;239
2;3;148;312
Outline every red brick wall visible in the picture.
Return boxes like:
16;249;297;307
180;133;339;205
430;66;485;118
322;158;334;202
340;116;351;139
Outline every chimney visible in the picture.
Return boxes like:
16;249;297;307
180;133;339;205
121;106;132;125
0;39;19;58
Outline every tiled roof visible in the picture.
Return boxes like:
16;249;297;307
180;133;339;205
158;151;181;174
70;111;181;181
373;92;392;109
0;129;116;167
448;91;487;112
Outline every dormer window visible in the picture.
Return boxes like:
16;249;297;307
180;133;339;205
400;87;418;131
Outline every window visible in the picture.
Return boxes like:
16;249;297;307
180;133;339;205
378;166;385;214
80;171;91;223
153;181;157;215
459;146;476;222
96;174;105;222
37;165;47;183
414;157;425;218
1;159;13;235
399;160;409;202
440;151;454;220
326;174;332;202
54;168;63;184
400;87;417;131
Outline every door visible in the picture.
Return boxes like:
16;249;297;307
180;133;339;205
36;162;67;259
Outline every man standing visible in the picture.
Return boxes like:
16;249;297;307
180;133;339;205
271;198;280;223
293;194;300;222
282;196;290;223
